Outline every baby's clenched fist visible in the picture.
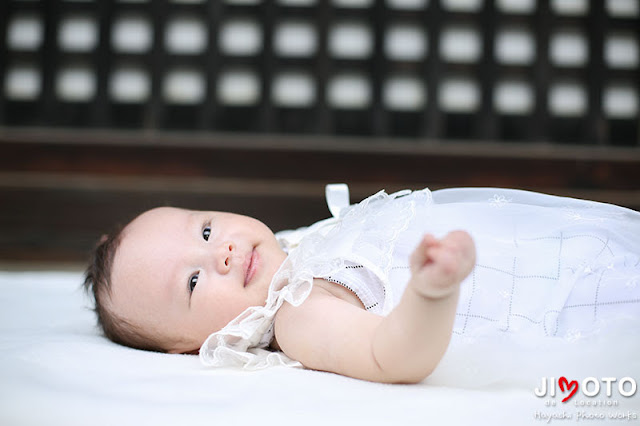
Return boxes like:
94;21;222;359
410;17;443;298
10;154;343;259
408;231;476;300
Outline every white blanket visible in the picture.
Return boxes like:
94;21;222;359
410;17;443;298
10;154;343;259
1;271;638;425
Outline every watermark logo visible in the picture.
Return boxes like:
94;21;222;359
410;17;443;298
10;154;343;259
535;377;637;402
533;377;638;423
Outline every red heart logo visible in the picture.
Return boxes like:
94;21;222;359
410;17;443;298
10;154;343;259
559;377;578;402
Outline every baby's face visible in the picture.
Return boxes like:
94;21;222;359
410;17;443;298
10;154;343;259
109;207;287;353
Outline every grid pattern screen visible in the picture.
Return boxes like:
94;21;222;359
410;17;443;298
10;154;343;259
1;0;639;145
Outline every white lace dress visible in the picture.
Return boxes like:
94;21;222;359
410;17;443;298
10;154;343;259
200;187;640;385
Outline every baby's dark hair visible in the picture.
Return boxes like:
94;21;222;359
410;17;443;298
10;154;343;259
83;224;167;353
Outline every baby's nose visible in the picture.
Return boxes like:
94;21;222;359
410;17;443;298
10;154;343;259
217;242;234;274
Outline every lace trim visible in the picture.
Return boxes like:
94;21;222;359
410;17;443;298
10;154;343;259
199;187;432;369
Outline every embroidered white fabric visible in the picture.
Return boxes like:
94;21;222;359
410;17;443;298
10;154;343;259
200;186;640;385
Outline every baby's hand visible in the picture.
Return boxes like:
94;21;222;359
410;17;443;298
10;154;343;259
409;231;476;300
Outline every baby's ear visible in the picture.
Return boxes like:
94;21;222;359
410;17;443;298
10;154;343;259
98;234;109;245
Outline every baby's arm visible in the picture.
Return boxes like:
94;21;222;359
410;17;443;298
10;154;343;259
273;231;475;384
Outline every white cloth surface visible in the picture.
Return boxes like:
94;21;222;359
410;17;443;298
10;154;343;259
1;268;639;426
0;270;581;426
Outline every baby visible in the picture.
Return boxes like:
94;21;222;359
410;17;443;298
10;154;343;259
84;185;640;384
85;206;474;383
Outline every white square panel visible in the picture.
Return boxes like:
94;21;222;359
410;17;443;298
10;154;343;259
274;21;317;57
217;70;261;106
329;21;373;59
5;64;41;100
110;66;151;103
386;0;428;9
384;75;426;111
272;72;316;107
552;0;589;15
440;26;482;63
278;0;316;5
164;69;205;104
332;0;374;7
604;84;638;118
56;65;96;102
58;15;98;52
606;0;639;17
550;30;589;67
442;0;484;12
549;81;587;116
495;28;535;65
327;74;371;109
605;33;639;69
439;77;480;112
385;24;427;61
494;80;534;115
496;0;535;14
7;14;43;51
219;19;262;56
165;16;208;54
111;14;153;53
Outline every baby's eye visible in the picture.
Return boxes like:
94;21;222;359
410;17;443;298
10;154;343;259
202;226;211;241
189;273;199;293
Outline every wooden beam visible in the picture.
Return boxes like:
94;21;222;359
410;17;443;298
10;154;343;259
0;128;638;262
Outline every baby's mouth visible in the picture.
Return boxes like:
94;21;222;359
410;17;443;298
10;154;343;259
244;248;258;287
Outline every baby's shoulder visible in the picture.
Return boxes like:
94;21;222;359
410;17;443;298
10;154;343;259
272;278;382;371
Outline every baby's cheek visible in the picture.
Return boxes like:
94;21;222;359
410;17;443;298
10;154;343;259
209;296;245;329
